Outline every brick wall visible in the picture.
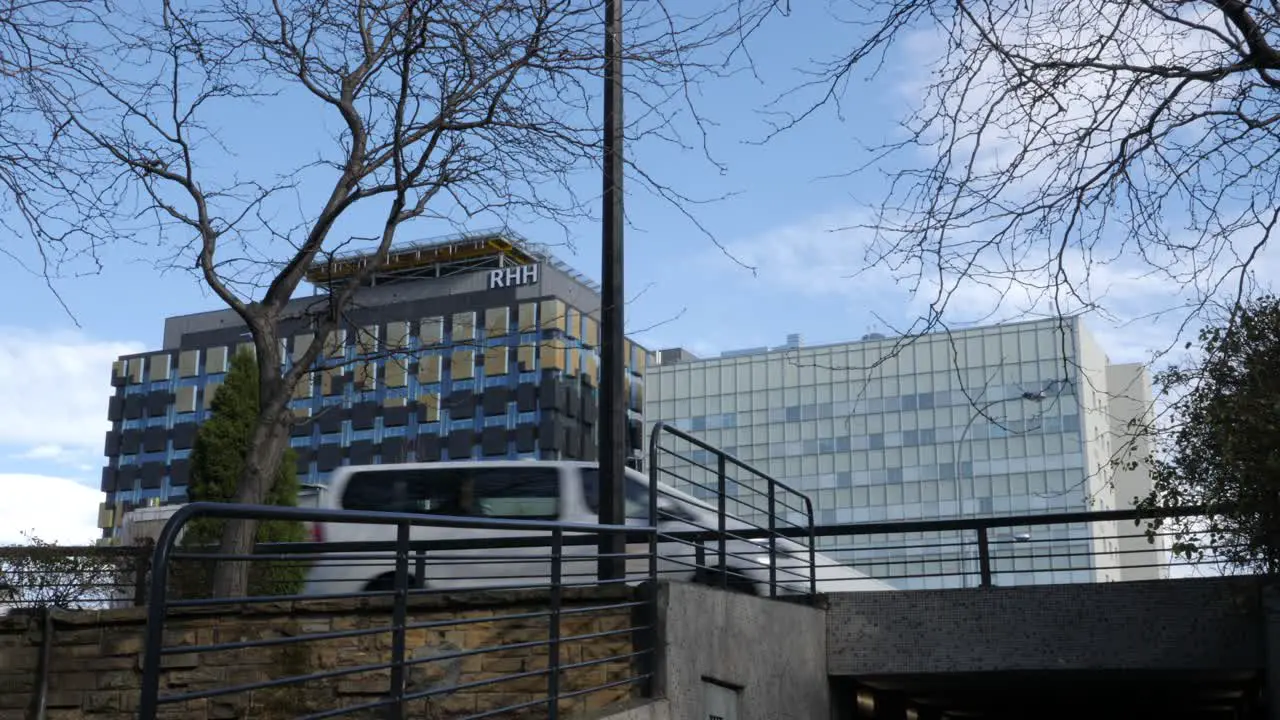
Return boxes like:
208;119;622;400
827;576;1263;676
0;586;644;720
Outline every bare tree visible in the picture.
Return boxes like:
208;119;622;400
0;0;113;311
16;0;762;597
763;0;1280;348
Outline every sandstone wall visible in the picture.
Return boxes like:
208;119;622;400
0;586;645;720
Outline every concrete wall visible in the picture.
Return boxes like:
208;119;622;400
0;587;639;720
827;577;1263;676
1105;362;1167;581
653;582;829;720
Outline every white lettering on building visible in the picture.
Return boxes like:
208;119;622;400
487;264;540;289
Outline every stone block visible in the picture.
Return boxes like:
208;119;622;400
158;652;199;670
101;633;144;657
0;647;36;672
84;690;130;714
43;690;84;709
55;672;100;692
95;669;137;691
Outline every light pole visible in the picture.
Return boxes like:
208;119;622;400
597;0;627;581
952;390;1045;586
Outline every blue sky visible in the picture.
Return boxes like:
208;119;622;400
0;2;1219;543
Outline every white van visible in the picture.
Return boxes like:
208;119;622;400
301;460;892;596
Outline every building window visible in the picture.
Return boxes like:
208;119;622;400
452;312;476;341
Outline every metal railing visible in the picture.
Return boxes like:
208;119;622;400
648;422;817;599
138;502;658;720
784;505;1221;589
0;543;150;610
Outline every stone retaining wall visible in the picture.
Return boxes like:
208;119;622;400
0;586;645;720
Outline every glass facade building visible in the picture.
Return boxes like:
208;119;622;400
645;317;1164;588
97;230;648;542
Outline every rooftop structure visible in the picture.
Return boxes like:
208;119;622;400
303;228;602;293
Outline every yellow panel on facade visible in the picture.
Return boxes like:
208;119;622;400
540;299;566;331
453;312;476;341
451;349;475;380
386;321;409;351
292;406;312;421
293;334;314;362
127;357;144;384
565;307;580;339
385;360;408;388
203;381;222;409
237;341;255;358
292;373;314;399
320;369;341;396
420;317;444;345
484;346;509;375
112;360;125;381
417;355;441;384
383;396;407;408
176;385;198;413
324;330;346;358
354;361;376;390
485;307;510;337
584;316;599;348
178;350;199;377
566;348;579;377
357;325;378;356
148;354;171;381
517;345;536;372
420;393;440;422
97;503;114;530
518;303;538;332
585;354;598;387
539;340;565;371
205;346;228;374
635;346;648;374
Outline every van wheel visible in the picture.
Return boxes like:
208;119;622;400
694;566;757;596
363;573;418;593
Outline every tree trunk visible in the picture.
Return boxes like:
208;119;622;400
209;337;292;598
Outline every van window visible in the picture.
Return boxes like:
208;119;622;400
341;466;561;520
581;469;651;521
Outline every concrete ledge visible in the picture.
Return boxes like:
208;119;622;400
828;576;1263;676
587;699;671;720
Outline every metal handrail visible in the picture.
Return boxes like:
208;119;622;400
648;421;818;599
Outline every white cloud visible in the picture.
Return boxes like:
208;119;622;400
0;328;144;454
16;444;69;460
708;208;1236;365
0;473;102;546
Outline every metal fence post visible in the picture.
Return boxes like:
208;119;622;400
716;454;727;589
805;497;817;599
139;505;192;720
977;527;992;587
548;528;563;719
389;521;410;720
648;426;660;586
767;483;777;598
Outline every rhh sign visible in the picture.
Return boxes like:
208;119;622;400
487;264;540;289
